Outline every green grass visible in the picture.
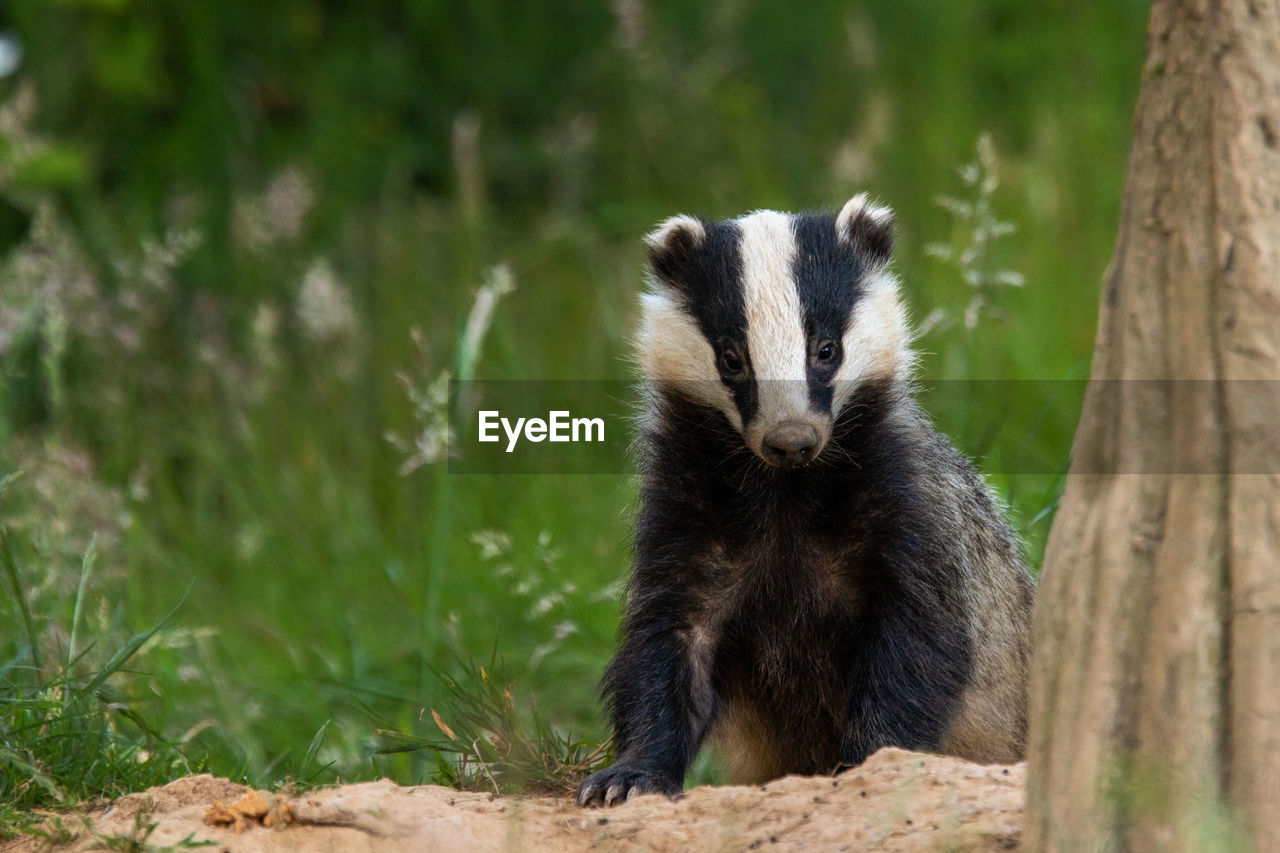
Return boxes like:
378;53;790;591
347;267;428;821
1;527;203;837
1;0;1150;822
373;653;612;796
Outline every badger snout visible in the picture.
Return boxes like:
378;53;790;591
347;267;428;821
761;422;822;468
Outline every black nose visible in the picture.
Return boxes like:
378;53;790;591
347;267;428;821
762;423;820;468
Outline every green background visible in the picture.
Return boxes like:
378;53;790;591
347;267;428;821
0;0;1147;793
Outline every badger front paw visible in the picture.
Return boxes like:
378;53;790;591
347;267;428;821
576;762;680;807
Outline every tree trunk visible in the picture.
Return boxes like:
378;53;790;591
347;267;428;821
1026;0;1280;850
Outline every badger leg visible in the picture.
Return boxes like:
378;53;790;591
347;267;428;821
836;606;970;769
577;613;718;807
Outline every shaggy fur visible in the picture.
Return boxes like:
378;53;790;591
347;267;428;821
577;198;1034;808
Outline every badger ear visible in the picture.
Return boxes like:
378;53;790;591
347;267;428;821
835;194;894;265
645;214;706;291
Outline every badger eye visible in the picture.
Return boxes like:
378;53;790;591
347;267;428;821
815;340;840;365
719;349;745;377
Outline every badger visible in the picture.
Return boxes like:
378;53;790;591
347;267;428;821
576;195;1035;807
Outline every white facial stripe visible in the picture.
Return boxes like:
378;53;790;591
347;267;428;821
737;211;811;426
635;291;743;430
832;269;915;413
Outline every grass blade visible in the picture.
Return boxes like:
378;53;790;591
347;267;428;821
83;584;190;695
67;538;97;668
0;528;40;678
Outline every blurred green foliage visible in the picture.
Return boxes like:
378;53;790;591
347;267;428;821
0;0;1148;801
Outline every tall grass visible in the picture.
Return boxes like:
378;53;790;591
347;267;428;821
0;524;202;836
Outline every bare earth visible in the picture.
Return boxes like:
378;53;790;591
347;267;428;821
6;748;1025;852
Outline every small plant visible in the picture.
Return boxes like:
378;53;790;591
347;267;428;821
84;807;161;852
16;814;79;846
383;328;453;475
468;530;585;671
383;262;523;725
0;519;201;838
385;263;516;474
920;133;1025;335
373;653;609;796
80;805;218;852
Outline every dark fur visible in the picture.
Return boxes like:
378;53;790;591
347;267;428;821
577;208;1034;807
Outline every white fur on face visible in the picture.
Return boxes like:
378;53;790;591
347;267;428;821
637;205;911;442
636;289;743;431
832;268;915;414
737;211;813;445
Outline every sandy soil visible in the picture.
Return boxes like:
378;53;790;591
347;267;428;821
5;747;1025;852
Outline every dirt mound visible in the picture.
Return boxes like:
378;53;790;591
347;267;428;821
5;748;1025;852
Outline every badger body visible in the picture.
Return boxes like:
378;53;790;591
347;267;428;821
576;197;1035;807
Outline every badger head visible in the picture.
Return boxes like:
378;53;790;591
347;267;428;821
636;195;914;469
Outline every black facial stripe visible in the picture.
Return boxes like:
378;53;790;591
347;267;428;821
727;377;758;428
809;381;835;419
792;213;868;414
669;222;758;427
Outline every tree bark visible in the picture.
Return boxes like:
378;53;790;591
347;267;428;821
1026;0;1280;850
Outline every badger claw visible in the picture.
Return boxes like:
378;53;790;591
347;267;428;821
576;763;679;808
